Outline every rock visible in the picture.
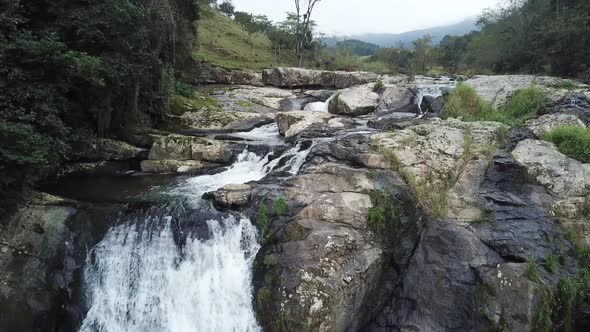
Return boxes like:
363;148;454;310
554;197;590;246
60;161;135;176
204;66;264;86
329;84;380;116
255;164;422;332
368;113;421;131
420;95;444;115
379;85;415;111
231;86;295;110
373;219;502;331
525;113;585;137
140;160;207;174
354;153;392;169
464;75;535;108
372;118;507;222
276;111;353;141
512;139;586;198
148;135;232;164
550;92;590;125
262;67;378;89
71;138;144;162
0;193;77;331
205;183;253;208
475;154;570;261
476;263;543;331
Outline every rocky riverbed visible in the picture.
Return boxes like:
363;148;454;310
2;67;590;331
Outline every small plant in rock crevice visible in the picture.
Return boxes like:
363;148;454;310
541;126;590;163
545;253;558;273
524;259;540;282
368;190;397;233
273;197;289;217
257;199;270;245
372;80;384;93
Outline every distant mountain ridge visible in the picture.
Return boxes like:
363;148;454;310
326;18;477;48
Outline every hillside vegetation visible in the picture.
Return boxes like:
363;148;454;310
195;9;292;70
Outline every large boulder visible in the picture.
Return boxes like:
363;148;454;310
205;183;254;208
0;193;77;331
372;118;507;222
204;66;264;86
70;138;144;162
512;139;587;198
262;67;378;89
276;111;354;141
140;160;207;174
329;84;380;116
373;219;503;331
525;113;585;137
148;135;232;163
379;85;415;111
464;75;535;108
255;164;422;332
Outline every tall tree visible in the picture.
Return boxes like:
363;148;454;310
294;0;322;66
412;35;433;73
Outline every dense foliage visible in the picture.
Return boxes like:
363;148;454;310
0;0;200;215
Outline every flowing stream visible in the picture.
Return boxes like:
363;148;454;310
79;127;313;332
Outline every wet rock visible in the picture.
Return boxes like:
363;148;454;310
140;160;207;173
550;92;590;125
0;193;77;331
420;95;444;116
379;85;415;111
262;67;378;89
373;219;502;331
60;161;136;176
70;138;144;162
464;75;535;107
205;183;254;208
329;84;380;116
148;135;233;164
525;113;585;137
512;139;586;198
476;263;543;331
475;154;570;261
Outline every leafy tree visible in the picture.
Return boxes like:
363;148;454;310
437;35;469;74
411;35;434;73
219;1;235;17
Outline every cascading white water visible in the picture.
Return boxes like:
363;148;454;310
303;93;336;113
80;131;315;332
80;216;260;332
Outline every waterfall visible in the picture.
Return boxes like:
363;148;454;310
79;123;315;332
303;93;336;113
80;216;260;332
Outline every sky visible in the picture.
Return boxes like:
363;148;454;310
231;0;504;35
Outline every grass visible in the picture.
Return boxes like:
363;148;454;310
368;190;397;232
524;259;540;282
551;80;579;90
545;254;558;273
372;80;384;93
443;83;548;126
195;9;293;70
273;197;289;217
541;126;590;163
168;94;223;115
533;289;553;332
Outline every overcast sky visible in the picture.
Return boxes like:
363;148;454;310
232;0;504;35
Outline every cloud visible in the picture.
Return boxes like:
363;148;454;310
231;0;502;35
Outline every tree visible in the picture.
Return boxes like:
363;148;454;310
219;1;235;17
411;35;433;73
294;0;322;66
437;35;469;74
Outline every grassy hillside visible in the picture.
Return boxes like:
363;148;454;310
195;10;293;70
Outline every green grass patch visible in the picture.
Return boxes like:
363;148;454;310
545;254;558;273
368;190;397;232
372;80;384;93
533;289;554;332
541;126;590;163
524;259;540;282
273;197;289;217
444;84;548;126
551;80;579;90
195;9;293;70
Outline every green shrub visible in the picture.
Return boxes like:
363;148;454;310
500;86;548;122
273;197;289;217
372;80;384;93
368;190;397;232
524;259;540;282
533;289;554;332
545;254;558;273
444;84;548;126
557;276;584;332
174;80;195;98
541;126;590;163
552;80;579;90
443;83;498;121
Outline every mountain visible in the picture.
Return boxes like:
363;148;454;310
328;18;477;48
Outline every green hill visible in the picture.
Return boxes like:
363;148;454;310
195;10;293;70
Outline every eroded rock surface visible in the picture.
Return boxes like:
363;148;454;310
329;84;380;116
262;67;378;89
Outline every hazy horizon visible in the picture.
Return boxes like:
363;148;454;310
231;0;503;35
